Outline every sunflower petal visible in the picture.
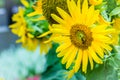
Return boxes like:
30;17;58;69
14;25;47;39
56;41;71;53
51;14;65;24
88;47;103;64
66;47;78;69
20;0;29;8
82;50;88;73
74;49;83;72
61;45;74;64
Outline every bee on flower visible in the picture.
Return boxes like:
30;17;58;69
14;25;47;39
40;0;118;79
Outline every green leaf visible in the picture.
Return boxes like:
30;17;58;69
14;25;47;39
110;50;120;68
46;43;59;67
41;62;77;80
118;13;120;17
101;10;111;21
109;7;120;16
106;0;117;13
86;62;118;80
75;72;86;80
95;2;107;12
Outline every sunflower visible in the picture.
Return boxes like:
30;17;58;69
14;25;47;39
10;7;38;51
10;0;51;53
41;0;116;78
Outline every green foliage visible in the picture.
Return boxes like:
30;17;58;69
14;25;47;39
101;10;111;21
106;0;117;13
86;62;118;80
0;0;5;7
100;0;117;21
46;43;59;67
109;7;120;16
86;46;120;80
32;20;49;36
41;66;77;80
75;72;86;80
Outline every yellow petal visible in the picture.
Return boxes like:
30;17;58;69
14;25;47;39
57;46;71;57
77;0;81;11
9;23;20;28
27;11;39;17
51;36;70;43
37;31;51;38
87;10;99;26
27;33;34;38
56;41;71;53
87;50;94;70
67;0;76;18
57;7;71;21
51;28;69;35
82;50;88;73
82;0;88;14
66;47;78;69
92;41;104;58
88;47;103;64
16;39;22;43
11;29;18;35
20;0;29;7
85;6;95;26
61;45;74;64
98;42;112;51
89;0;103;5
51;14;65;24
74;49;83;72
40;42;48;54
93;34;112;44
91;25;107;32
21;36;27;44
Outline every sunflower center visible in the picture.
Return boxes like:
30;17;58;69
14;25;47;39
70;24;93;49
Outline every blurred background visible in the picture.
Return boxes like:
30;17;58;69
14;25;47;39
0;0;20;52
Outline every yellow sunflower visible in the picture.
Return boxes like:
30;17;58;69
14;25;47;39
10;0;51;53
10;7;38;51
41;0;116;78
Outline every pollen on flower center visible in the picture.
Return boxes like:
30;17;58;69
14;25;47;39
70;24;93;49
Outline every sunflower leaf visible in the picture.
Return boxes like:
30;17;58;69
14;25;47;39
86;62;118;80
41;62;77;80
46;43;59;67
109;7;120;16
110;46;120;68
106;0;117;13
